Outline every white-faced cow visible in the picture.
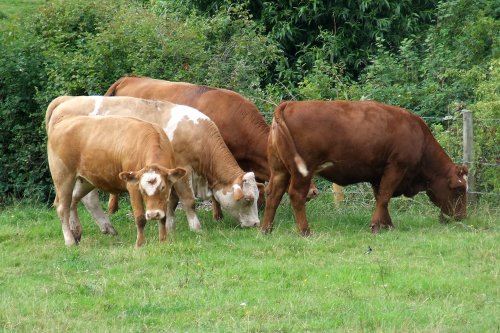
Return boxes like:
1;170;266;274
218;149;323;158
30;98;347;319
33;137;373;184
46;114;186;247
104;76;319;212
46;96;262;233
261;100;468;235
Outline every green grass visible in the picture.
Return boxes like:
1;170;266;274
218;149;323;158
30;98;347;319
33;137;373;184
0;193;498;332
0;0;43;20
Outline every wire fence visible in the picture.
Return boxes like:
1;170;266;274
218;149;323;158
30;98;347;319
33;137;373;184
326;111;499;206
1;111;498;208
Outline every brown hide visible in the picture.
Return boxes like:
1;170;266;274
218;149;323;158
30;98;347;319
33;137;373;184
261;100;468;235
105;76;270;182
47;115;184;246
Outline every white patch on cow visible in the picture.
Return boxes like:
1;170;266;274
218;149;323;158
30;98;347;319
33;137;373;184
165;105;210;141
295;155;309;177
90;96;103;116
463;174;469;191
213;172;260;227
315;161;334;173
140;171;161;196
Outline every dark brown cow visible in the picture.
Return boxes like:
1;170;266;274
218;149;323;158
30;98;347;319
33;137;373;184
104;76;319;213
261;100;468;235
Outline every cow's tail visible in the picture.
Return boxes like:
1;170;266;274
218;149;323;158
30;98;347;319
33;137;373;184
271;102;309;177
104;77;124;96
45;96;73;132
104;76;133;96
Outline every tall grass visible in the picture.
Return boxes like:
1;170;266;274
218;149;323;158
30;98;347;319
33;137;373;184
0;0;42;20
1;193;498;332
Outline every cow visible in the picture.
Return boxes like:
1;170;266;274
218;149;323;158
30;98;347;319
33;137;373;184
261;100;468;235
46;114;186;247
46;96;262;234
104;76;319;214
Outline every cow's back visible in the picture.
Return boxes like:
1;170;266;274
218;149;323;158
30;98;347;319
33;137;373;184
275;100;428;185
48;115;172;193
105;76;271;181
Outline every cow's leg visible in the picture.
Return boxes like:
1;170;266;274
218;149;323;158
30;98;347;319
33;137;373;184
158;216;167;243
256;177;266;209
212;197;223;221
370;164;405;233
261;170;290;234
68;179;95;243
288;175;313;236
173;179;201;231
128;186;147;248
81;189;118;235
166;190;179;231
54;178;78;246
108;193;119;214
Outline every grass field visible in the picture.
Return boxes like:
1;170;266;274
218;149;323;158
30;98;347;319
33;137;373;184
0;193;498;332
0;0;42;20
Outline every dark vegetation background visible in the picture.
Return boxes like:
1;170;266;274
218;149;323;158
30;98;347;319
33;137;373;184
0;0;498;205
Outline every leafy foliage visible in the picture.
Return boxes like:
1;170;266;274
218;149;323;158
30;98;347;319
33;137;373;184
0;0;497;204
0;19;49;204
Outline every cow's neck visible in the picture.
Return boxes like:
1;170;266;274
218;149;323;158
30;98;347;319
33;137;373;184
199;143;244;190
421;136;455;184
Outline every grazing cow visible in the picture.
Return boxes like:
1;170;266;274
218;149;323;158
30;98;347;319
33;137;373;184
261;100;468;235
46;96;262;232
46;115;186;247
104;76;320;213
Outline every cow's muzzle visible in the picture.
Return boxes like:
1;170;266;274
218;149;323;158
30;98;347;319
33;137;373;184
146;210;165;220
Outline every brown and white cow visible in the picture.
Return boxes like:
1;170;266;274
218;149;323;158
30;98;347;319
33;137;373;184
46;96;262;232
46;114;186;247
104;76;319;212
261;100;468;235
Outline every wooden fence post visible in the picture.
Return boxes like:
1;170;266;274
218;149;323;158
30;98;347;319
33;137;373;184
462;109;477;203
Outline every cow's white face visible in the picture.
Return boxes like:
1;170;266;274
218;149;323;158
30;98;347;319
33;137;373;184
213;172;260;227
120;165;187;221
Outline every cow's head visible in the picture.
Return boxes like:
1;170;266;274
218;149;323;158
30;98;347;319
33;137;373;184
119;164;186;220
426;165;468;221
213;172;263;227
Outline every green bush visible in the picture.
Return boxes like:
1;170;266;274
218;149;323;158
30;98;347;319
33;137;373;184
0;0;497;205
0;20;49;204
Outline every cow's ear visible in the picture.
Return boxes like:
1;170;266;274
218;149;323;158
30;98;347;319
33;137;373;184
119;171;139;184
458;165;469;176
166;167;187;184
257;182;265;192
449;165;469;189
233;184;244;201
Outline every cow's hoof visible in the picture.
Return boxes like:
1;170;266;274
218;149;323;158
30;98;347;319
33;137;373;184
102;224;118;236
300;228;311;237
439;213;451;224
71;230;82;243
189;221;202;232
371;224;380;234
261;226;273;235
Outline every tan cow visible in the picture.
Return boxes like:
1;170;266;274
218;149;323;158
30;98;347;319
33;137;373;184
46;96;262;233
262;100;468;235
46;114;186;247
104;76;320;213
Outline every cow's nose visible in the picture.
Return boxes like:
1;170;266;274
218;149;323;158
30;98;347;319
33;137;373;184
146;210;164;220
